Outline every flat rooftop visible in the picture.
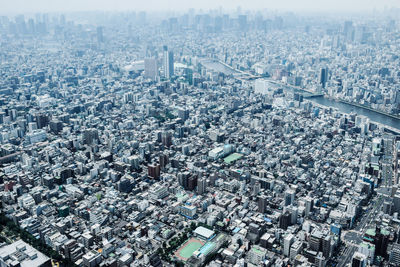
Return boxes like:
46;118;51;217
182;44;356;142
0;239;50;267
194;226;215;239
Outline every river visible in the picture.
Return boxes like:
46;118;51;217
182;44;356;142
273;80;400;131
201;59;400;131
310;96;400;130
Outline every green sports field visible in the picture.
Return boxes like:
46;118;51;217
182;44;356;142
175;238;204;261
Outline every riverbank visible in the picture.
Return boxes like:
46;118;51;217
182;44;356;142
308;98;400;135
204;60;400;131
336;99;400;120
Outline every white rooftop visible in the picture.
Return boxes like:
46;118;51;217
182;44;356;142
194;226;215;239
0;240;50;267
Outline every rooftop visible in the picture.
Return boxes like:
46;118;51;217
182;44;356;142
224;153;244;164
194;226;215;239
0;240;50;267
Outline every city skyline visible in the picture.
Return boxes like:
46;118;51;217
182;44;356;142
1;0;400;14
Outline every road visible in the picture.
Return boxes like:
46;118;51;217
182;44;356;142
336;195;384;267
338;245;358;267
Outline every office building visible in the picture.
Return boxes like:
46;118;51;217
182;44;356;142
320;68;328;89
163;46;174;79
284;234;294;256
97;26;104;43
258;194;268;213
352;252;367;267
144;58;158;80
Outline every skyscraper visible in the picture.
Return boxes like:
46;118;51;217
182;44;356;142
96;26;104;43
344;21;353;36
344;20;354;41
320;68;328;89
238;15;247;31
163;46;174;79
144;58;158;80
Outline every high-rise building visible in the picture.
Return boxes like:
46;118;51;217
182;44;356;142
320;68;328;89
344;21;353;35
305;196;314;217
279;211;291;230
284;234;294;256
148;163;161;180
383;135;394;186
180;205;196;219
161;131;172;147
284;189;295;206
382;162;393;187
290;241;303;260
82;232;94;248
322;235;332;258
375;227;390;257
238;15;247;31
197;177;207;195
252;181;261;196
393;193;400;213
178;171;190;188
187;176;198;191
144;58;158;80
248;245;266;266
83;128;99;145
258;194;268;213
352;252;367;267
390;243;400;266
49;120;63;134
178;108;189;121
309;230;323;252
35;113;49;129
96;26;104;43
315;252;327;267
159;153;169;169
382;201;393;215
163;46;174;79
364;226;390;257
344;21;354;41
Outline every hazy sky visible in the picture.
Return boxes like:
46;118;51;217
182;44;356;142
1;0;400;14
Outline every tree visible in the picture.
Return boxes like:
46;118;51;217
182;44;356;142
156;248;163;255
